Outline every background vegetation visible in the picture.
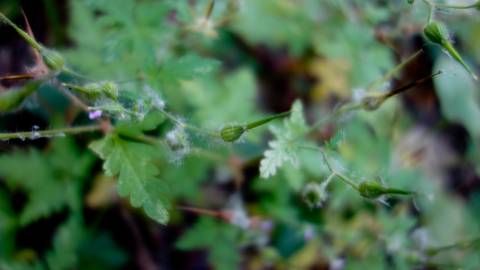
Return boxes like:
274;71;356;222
1;0;480;269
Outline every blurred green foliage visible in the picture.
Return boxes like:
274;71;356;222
1;0;480;269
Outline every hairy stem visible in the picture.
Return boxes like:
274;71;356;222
421;0;435;22
335;172;359;190
434;1;479;9
0;125;102;140
246;111;291;130
368;49;423;91
0;11;42;51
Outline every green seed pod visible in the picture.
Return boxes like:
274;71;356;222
100;81;119;100
84;81;119;100
358;180;415;199
220;125;245;142
220;111;291;143
407;0;414;4
424;21;478;80
0;81;41;112
64;81;119;100
358;181;386;199
40;48;65;72
424;21;449;45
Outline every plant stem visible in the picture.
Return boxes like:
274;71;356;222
0;125;102;140
308;102;362;133
205;0;215;19
118;132;166;146
441;41;478;80
60;86;90;112
0;11;42;51
384;188;416;196
299;145;359;190
246;111;291;130
427;237;480;256
384;70;442;98
421;0;435;22
335;172;359;190
434;1;479;9
177;205;225;218
308;71;441;134
368;49;423;91
0;74;34;81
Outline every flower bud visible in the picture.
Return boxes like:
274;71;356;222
65;81;119;100
424;21;449;45
220;125;245;142
424;21;477;80
358;181;385;199
101;81;119;100
84;81;118;100
41;48;65;72
358;180;415;199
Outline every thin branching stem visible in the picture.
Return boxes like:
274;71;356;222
299;145;359;190
434;0;479;9
334;172;359;190
0;124;103;140
421;0;435;22
158;108;219;138
367;49;423;91
324;172;337;185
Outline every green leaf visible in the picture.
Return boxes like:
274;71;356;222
260;100;308;178
156;54;221;108
46;217;84;270
434;55;480;138
176;217;241;270
89;134;171;224
182;68;260;130
232;0;316;55
0;189;16;257
0;139;94;226
313;21;392;87
46;216;127;270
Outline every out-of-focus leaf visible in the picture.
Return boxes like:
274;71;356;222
176;217;241;270
313;22;392;87
232;0;316;55
0;139;94;226
181;68;260;130
434;55;480;138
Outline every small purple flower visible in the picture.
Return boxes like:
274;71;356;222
89;110;103;120
303;226;315;241
260;220;274;232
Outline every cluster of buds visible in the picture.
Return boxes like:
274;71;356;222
63;81;119;100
